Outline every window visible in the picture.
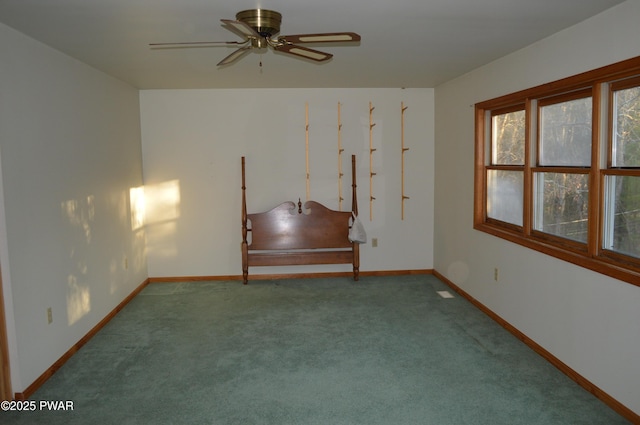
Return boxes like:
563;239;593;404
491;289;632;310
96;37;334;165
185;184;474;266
533;91;592;245
603;76;640;261
475;56;640;286
487;107;525;226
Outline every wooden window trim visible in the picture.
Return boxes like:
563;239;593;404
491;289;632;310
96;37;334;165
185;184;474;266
475;55;640;287
610;74;640;92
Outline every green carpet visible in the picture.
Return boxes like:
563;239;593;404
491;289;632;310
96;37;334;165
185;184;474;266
2;275;630;424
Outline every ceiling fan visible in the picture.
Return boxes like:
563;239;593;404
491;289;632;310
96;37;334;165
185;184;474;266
150;9;361;66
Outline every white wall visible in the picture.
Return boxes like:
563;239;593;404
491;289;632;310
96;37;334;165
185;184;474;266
0;23;147;393
434;0;640;416
140;88;434;278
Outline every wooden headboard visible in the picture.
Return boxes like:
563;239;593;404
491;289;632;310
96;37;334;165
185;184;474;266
241;155;360;284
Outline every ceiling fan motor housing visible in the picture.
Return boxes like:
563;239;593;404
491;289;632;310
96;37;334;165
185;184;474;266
236;9;282;38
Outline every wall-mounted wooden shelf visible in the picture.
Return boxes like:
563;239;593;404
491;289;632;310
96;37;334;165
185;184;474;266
369;101;376;221
337;102;345;210
305;102;310;201
401;102;410;220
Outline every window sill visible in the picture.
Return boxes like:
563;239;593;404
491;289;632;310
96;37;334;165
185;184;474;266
474;222;640;287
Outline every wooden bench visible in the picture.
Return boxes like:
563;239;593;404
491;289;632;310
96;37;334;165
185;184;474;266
241;155;360;284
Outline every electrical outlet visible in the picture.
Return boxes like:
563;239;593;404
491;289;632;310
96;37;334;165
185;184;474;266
494;268;499;282
47;307;53;324
372;238;378;247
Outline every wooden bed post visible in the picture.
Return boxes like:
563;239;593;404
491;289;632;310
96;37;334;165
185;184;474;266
351;154;360;281
241;157;249;284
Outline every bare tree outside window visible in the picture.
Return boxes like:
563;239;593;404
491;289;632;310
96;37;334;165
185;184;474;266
604;86;640;258
534;96;592;242
539;97;592;167
613;86;640;167
488;110;525;226
492;110;525;165
535;172;589;243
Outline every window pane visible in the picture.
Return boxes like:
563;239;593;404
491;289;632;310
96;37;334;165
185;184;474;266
534;172;589;243
492;110;525;165
603;175;640;258
487;170;523;226
612;86;640;167
540;97;592;166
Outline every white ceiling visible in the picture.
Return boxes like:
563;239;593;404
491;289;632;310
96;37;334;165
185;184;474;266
0;0;627;89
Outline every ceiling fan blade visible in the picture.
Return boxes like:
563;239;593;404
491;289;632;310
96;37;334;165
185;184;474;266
275;44;333;62
278;32;361;44
217;45;252;66
150;41;247;49
221;19;261;39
